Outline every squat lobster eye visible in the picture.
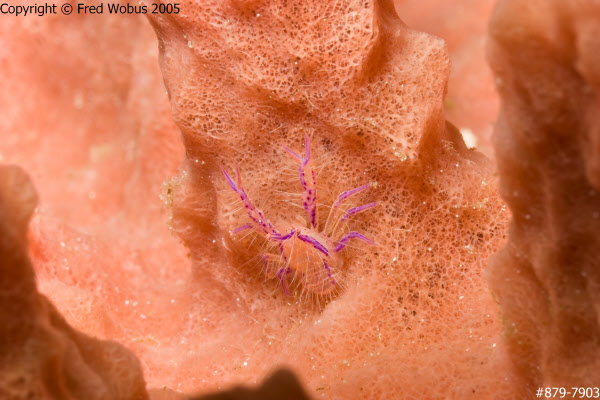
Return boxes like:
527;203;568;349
222;136;376;298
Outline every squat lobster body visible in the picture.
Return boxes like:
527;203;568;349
222;136;376;296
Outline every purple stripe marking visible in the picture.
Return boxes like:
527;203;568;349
323;260;336;284
303;135;310;166
276;267;291;296
297;234;329;255
271;229;295;241
277;243;288;262
284;147;303;163
340;202;377;222
222;168;238;191
299;165;306;188
334;184;371;208
222;167;279;236
283;136;317;228
335;231;374;252
232;223;253;234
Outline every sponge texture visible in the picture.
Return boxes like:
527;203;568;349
0;165;148;400
487;0;600;392
150;0;512;398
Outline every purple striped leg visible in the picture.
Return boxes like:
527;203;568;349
322;260;337;286
284;135;318;228
334;231;374;252
276;266;293;296
323;183;372;233
330;201;377;238
231;223;253;234
339;202;377;224
261;253;292;296
222;167;279;236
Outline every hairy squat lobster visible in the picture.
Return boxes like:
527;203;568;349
222;136;376;296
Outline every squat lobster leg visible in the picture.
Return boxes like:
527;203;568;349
339;202;378;223
334;232;374;253
276;267;293;296
322;260;336;285
260;253;292;296
232;223;253;234
284;135;318;228
330;200;377;238
324;183;373;234
221;167;279;236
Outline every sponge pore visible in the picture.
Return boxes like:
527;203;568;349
149;0;513;398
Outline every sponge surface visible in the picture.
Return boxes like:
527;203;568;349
150;0;512;398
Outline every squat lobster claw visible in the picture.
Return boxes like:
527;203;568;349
222;136;376;297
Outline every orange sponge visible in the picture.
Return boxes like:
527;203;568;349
150;0;511;397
